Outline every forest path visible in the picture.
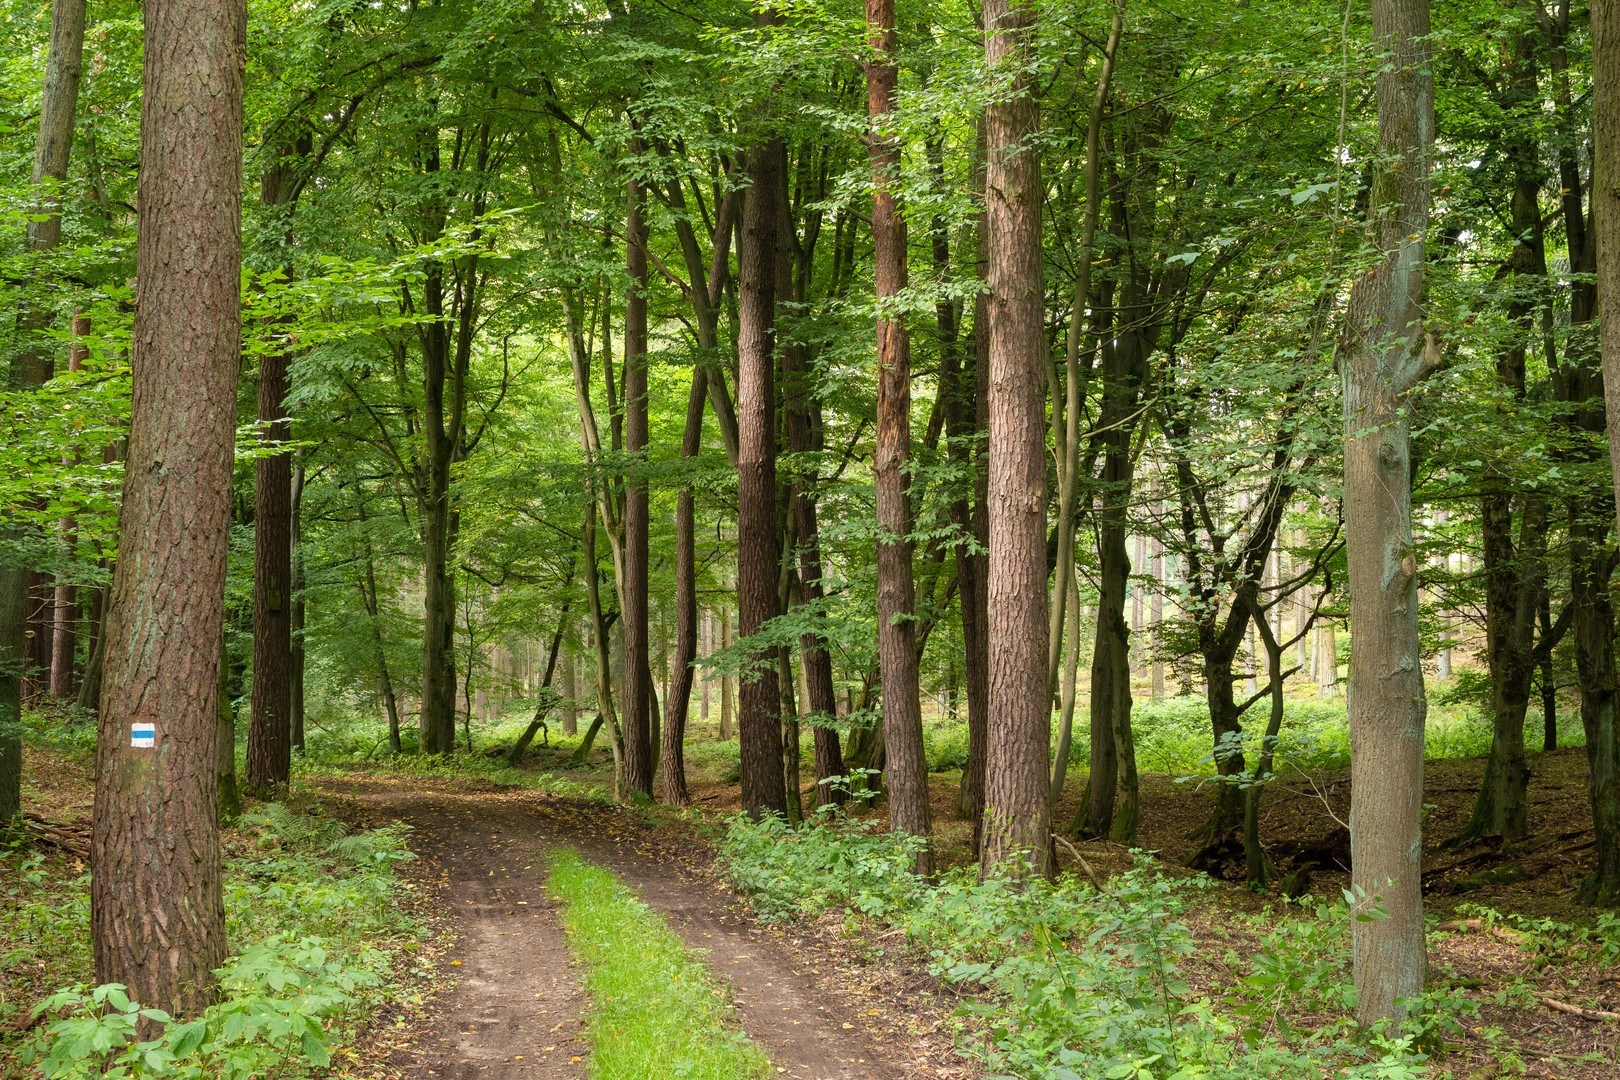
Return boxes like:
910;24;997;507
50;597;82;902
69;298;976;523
319;776;907;1080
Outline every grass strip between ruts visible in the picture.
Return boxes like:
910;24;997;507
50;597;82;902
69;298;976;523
546;847;773;1080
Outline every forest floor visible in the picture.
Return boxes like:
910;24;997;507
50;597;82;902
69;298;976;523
315;773;964;1080
6;735;1619;1079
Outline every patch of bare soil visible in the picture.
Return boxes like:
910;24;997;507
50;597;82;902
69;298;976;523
316;775;962;1080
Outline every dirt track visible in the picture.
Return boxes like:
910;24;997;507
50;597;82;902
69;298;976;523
321;777;913;1080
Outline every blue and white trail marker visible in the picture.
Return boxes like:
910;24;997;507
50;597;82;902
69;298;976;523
130;724;156;748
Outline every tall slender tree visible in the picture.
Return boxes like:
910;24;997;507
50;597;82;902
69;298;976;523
979;0;1051;879
736;31;788;818
1339;0;1436;1023
246;143;300;794
91;0;243;1016
866;0;931;873
622;170;654;797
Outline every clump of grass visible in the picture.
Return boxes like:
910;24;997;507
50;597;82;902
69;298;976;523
546;848;771;1080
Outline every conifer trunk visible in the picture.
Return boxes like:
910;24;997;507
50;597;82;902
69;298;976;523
622;172;653;797
866;0;930;870
92;0;242;1015
979;0;1051;879
736;69;787;819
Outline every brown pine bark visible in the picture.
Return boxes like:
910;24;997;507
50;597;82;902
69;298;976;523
92;0;242;1015
865;0;931;870
622;172;653;798
736;96;787;820
979;0;1051;880
1339;0;1433;1024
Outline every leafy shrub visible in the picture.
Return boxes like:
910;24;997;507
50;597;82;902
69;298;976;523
15;804;421;1077
26;938;379;1079
719;814;927;920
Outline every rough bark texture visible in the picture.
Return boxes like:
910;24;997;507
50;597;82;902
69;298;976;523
1589;0;1620;906
92;0;242;1015
867;0;931;872
1601;0;1620;522
246;330;292;794
979;0;1051;880
622;173;653;797
1338;0;1432;1024
736;102;787;820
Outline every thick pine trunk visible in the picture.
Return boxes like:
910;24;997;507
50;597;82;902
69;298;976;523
622;173;653;797
867;0;930;870
979;0;1051;879
1339;0;1433;1024
92;0;241;1015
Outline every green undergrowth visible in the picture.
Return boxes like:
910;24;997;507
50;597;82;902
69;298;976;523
718;815;1617;1080
924;692;1582;779
6;802;424;1079
546;847;772;1080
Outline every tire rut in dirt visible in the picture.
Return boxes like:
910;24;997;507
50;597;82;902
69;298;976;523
323;779;908;1080
347;793;588;1079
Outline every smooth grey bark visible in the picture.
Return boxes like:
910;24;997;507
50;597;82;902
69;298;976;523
1338;0;1435;1024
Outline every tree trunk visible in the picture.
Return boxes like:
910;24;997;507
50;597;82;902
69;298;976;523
621;172;654;798
958;120;991;847
289;463;306;752
217;626;240;823
1570;512;1620;906
584;514;623;799
979;0;1051;880
866;0;930;870
92;0;240;1016
247;337;293;794
736;97;787;820
662;367;706;807
1339;0;1433;1025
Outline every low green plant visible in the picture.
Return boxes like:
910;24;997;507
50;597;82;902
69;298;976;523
547;847;772;1080
719;819;1442;1079
10;802;422;1077
718;813;926;920
26;938;379;1079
